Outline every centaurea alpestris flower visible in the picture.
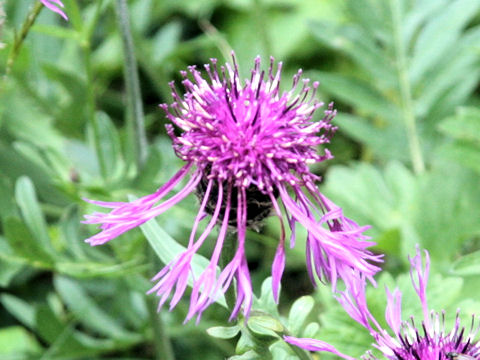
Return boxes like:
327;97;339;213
285;247;480;360
83;54;382;322
39;0;67;20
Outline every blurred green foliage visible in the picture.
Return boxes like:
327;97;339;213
1;0;480;359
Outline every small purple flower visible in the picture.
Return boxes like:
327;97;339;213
285;247;480;360
39;0;68;20
83;54;382;322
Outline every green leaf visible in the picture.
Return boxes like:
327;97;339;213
287;296;314;335
323;162;416;235
324;161;480;263
253;277;278;317
207;325;241;339
410;0;480;83
451;250;480;276
139;216;227;307
415;28;480;119
14;176;56;256
414;166;480;261
151;21;182;64
54;276;140;342
0;294;36;329
438;107;480;142
13;142;62;181
0;326;41;356
269;342;299;360
302;323;320;338
310;71;400;122
3;216;54;266
421;274;464;313
35;304;69;343
0;260;23;288
309;21;395;87
0;143;68;206
60;205;88;260
55;259;146;278
247;315;283;338
439;141;480;174
403;0;449;45
0;176;17;220
92;111;125;181
335;113;410;162
64;140;101;179
32;24;80;40
35;304;91;357
235;328;257;356
133;144;164;189
229;350;261;360
40;64;88;138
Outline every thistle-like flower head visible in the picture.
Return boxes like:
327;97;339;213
83;54;382;322
162;55;333;191
285;247;480;360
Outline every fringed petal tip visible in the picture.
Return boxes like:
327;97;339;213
40;0;68;20
271;245;286;303
283;336;356;360
149;257;253;324
82;164;196;246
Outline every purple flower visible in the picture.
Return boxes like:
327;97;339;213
285;247;480;360
83;54;382;322
39;0;68;20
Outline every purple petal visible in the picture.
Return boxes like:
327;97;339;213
284;336;356;360
40;0;68;20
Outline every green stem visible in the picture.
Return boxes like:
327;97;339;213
115;0;148;170
221;232;237;311
5;2;43;75
147;251;175;360
390;0;425;174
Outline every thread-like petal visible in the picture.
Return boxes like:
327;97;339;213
40;0;68;20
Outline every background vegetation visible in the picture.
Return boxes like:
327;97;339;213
1;0;480;359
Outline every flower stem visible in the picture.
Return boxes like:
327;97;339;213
5;2;43;75
147;251;175;360
390;0;425;174
115;0;148;170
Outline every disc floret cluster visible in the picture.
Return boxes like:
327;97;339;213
286;247;480;360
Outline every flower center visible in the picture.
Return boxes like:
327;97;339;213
195;176;277;229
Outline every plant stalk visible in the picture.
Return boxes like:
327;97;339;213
115;0;148;170
390;0;425;174
5;2;43;75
